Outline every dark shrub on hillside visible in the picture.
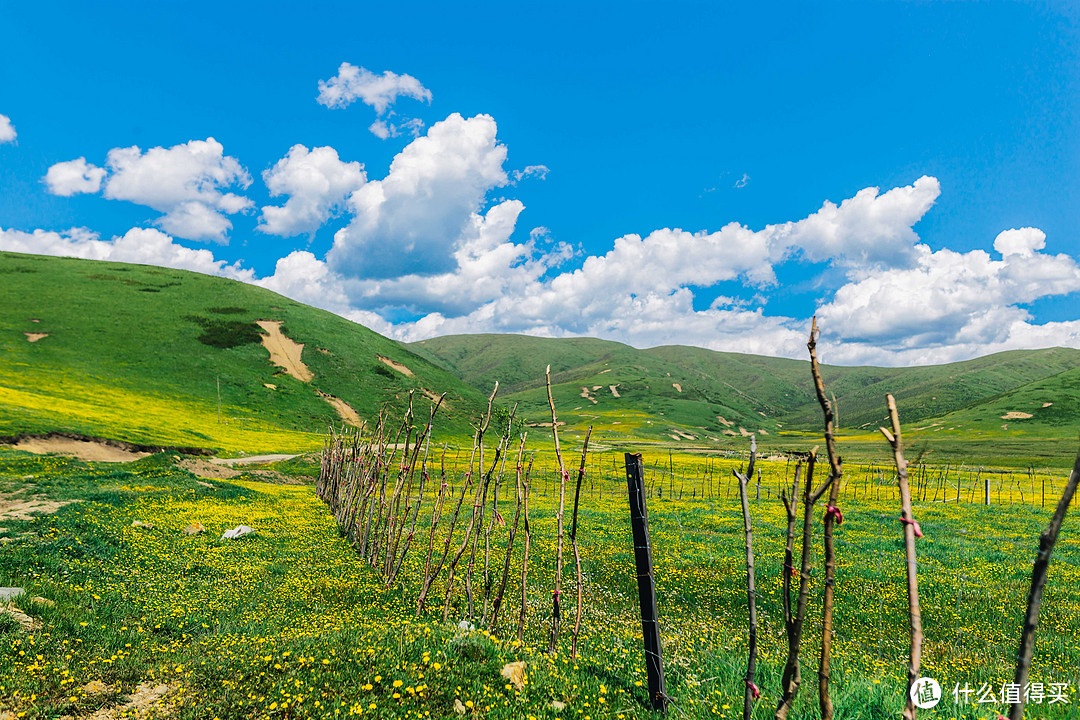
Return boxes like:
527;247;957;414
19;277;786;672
183;315;262;349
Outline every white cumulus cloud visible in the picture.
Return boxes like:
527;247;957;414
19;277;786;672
993;227;1046;257
317;62;432;113
259;145;367;237
44;157;106;196
327;113;509;278
101;138;253;243
0;226;254;280
767;175;940;268
318;63;432;139
0;114;15;144
815;239;1080;364
255;250;353;312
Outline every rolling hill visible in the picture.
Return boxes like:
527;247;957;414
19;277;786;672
3;251;1077;463
0;251;491;453
409;333;1080;460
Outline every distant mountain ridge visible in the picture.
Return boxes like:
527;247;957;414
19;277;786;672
409;333;1080;445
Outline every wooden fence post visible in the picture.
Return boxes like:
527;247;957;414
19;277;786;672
625;453;668;713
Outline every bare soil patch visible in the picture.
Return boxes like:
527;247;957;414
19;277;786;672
315;392;363;426
23;332;48;342
579;387;597;404
0;495;78;522
256;320;313;382
84;681;173;720
609;385;620;398
1000;411;1034;420
209;454;299;466
376;354;414;376
672;383;682;392
178;458;241;480
12;437;150;462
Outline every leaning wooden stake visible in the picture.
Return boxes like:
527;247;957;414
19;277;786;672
808;317;844;720
625;452;668;713
416;445;449;617
570;425;593;658
734;436;760;720
880;394;923;720
547;365;569;653
777;446;825;716
517;454;535;644
1008;443;1080;720
490;434;528;632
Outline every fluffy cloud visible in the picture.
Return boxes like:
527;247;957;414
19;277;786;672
815;239;1080;364
258;145;367;237
318;63;431;139
44;157;106;196
0;114;14;144
327;113;509;278
102;138;253;242
317;63;432;112
0;226;253;280
255;250;353;312
994;227;1045;257
767;176;940;268
45;139;253;243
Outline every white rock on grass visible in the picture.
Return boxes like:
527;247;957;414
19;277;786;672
0;588;24;603
222;525;255;540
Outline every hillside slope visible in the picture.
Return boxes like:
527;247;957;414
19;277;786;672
0;251;490;452
409;334;1080;447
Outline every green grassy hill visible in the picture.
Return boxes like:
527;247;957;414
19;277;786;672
410;333;1080;460
4;251;1077;462
0;252;490;453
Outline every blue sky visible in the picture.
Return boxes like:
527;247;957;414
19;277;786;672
2;1;1079;365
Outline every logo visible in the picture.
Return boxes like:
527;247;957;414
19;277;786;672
911;677;942;709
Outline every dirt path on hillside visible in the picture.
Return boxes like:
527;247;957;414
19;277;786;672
209;454;299;466
316;392;363;426
11;437;150;462
376;354;413;376
257;320;313;382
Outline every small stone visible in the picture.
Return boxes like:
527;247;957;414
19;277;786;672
131;520;154;529
31;596;55;607
0;587;24;602
501;660;526;691
0;710;16;720
453;698;466;715
80;679;110;695
182;522;206;536
1;604;40;631
222;525;255;540
549;699;566;711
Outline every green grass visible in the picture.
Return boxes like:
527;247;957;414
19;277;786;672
1;445;1077;719
0;252;490;453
